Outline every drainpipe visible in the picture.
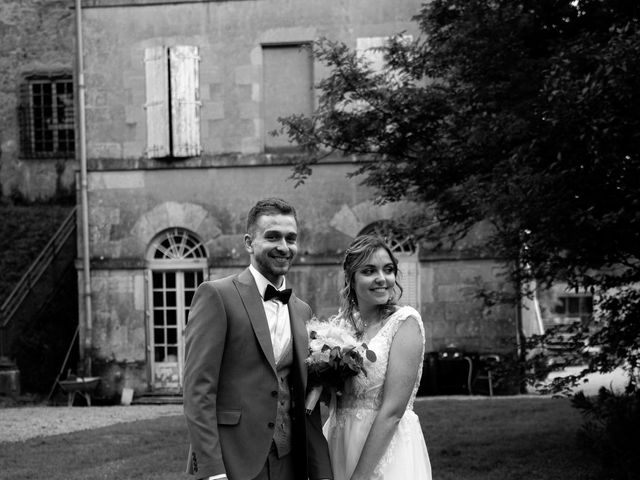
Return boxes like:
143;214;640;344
75;0;92;376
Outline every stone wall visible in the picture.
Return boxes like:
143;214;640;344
71;0;519;397
80;0;425;161
79;162;517;397
0;0;77;200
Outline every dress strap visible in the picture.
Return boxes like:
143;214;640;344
386;306;424;342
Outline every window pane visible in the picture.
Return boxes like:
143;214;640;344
154;328;165;344
154;347;165;362
554;298;567;314
153;309;165;327
152;272;163;286
165;290;177;307
167;328;177;344
153;291;163;306
568;297;580;315
184;291;195;309
184;271;198;289
581;297;593;314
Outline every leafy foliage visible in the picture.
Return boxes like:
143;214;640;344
572;388;640;479
0;204;76;393
0;205;74;306
279;0;640;384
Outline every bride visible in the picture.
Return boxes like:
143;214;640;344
323;235;432;480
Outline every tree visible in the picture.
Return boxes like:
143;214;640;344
279;0;640;387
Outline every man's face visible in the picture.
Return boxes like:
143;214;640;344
244;213;298;286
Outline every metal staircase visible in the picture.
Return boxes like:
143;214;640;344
0;207;77;358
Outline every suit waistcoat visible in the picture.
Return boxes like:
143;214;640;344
273;338;293;458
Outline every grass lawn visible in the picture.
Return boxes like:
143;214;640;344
0;396;601;480
417;397;599;480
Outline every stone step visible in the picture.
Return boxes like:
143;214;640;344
132;394;183;405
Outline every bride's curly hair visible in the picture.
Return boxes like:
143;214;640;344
340;235;403;329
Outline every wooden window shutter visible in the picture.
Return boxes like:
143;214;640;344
144;46;170;158
169;45;201;157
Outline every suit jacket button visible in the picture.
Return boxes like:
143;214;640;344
271;390;278;397
268;422;275;428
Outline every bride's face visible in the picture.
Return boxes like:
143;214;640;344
353;248;396;311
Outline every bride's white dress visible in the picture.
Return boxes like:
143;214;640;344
323;306;432;480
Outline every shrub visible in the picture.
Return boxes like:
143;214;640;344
571;386;640;480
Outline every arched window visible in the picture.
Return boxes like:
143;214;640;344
359;221;420;310
360;220;417;254
146;228;207;392
148;227;207;260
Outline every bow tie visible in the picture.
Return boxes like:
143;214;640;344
264;284;292;304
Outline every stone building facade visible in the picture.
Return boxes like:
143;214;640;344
2;0;538;399
0;0;77;201
75;0;519;399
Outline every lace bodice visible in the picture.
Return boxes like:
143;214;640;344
337;306;425;413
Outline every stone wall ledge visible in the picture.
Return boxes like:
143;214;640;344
81;0;256;9
86;153;359;171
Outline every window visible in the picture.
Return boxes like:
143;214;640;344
335;36;413;115
263;44;313;151
149;227;207;260
357;37;389;74
144;45;201;158
146;227;207;391
552;295;593;326
359;221;420;310
356;35;412;82
19;75;74;158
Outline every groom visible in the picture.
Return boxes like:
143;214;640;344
183;198;332;480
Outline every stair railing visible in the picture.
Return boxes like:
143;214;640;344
0;207;77;357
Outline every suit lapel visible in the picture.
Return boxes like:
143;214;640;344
234;268;277;375
288;294;309;388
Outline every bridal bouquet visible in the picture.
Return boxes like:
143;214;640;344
304;315;377;414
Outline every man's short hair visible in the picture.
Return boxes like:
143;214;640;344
246;198;298;233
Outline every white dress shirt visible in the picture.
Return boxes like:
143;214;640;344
248;265;292;364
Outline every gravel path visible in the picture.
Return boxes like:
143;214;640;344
0;404;184;443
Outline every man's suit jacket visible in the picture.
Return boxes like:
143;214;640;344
183;268;332;480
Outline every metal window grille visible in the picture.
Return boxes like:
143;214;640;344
150;228;207;260
19;76;75;158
